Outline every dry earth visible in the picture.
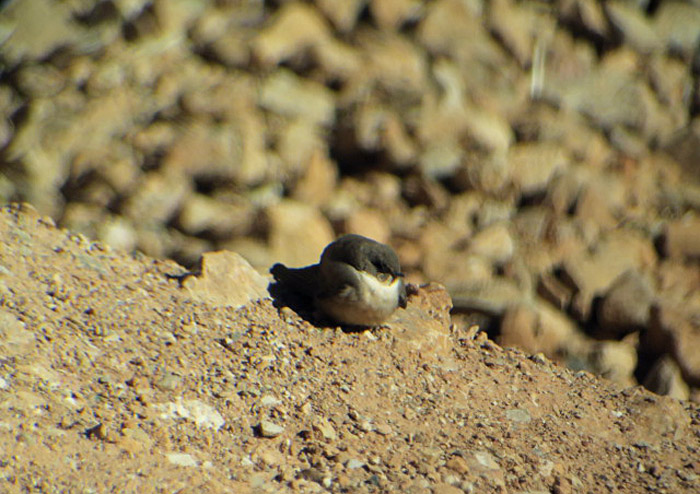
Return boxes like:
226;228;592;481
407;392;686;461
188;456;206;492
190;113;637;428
1;0;699;403
1;205;698;493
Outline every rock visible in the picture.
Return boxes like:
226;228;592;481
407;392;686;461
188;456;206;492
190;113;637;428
509;142;570;196
432;482;464;494
96;215;137;253
178;193;255;238
369;0;423;30
154;398;225;430
123;171;191;225
252;2;331;66
292;150;338;207
488;0;543;67
574;177;626;236
355;30;428;97
0;0;82;65
597;270;654;336
312;418;337;441
182;251;269;309
276;118;324;176
552;53;649;133
259;69;336;126
265;199;335;268
662;216;700;260
166;453;198;467
654;1;700;59
316;0;365;32
505;408;532;424
0;309;34;353
499;305;539;354
643;355;690;401
451;278;525;317
557;0;608;37
587;340;637;387
382;111;419;166
445;455;469;475
537;273;574;311
560;230;656;322
499;301;587;358
343;208;391;245
605;1;661;54
647;305;700;386
345;458;365;469
467;223;515;265
258;420;284;438
387;283;453;360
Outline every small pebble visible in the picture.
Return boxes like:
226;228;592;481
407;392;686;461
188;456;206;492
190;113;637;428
259;420;284;438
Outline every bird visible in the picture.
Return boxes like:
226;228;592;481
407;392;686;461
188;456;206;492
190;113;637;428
270;234;407;326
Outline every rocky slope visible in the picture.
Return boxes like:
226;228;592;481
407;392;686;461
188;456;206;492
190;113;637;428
1;0;699;453
1;204;698;492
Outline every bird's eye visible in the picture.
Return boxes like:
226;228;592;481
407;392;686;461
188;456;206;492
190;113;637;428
377;272;392;283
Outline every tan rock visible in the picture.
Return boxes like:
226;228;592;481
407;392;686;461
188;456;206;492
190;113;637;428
605;1;661;54
178;194;255;238
292;149;338;207
509;142;569;196
370;0;423;31
561;230;657;321
343;208;391;245
537;272;574;311
663;216;700;260
451;278;525;317
266;200;335;268
388;283;453;360
488;0;544;66
182;251;269;309
468;223;514;265
315;0;365;32
499;305;539;354
276;118;324;175
259;70;336;126
655;1;700;58
252;2;331;65
597;270;654;336
588;340;637;387
356;30;428;96
643;355;690;401
123;171;191;225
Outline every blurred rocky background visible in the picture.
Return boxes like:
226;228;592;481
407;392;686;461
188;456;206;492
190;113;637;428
1;0;699;400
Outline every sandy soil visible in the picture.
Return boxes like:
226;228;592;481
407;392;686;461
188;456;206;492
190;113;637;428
1;204;698;493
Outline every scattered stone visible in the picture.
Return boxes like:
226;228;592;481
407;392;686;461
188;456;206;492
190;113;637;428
155;398;225;430
313;418;337;441
605;1;661;54
266;199;335;268
182;251;269;309
643;355;690;401
662;216;700;260
345;458;365;470
258;420;285;438
166;453;198;467
252;2;331;65
505;408;532;424
588;340;638;387
259;69;336;126
597;270;654;336
467;223;514;265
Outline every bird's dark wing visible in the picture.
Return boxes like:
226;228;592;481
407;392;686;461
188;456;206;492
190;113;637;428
270;263;320;298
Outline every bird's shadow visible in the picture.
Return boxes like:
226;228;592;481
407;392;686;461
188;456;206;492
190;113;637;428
267;276;372;334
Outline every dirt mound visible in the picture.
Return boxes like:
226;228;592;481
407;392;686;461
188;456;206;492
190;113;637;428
1;204;698;492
